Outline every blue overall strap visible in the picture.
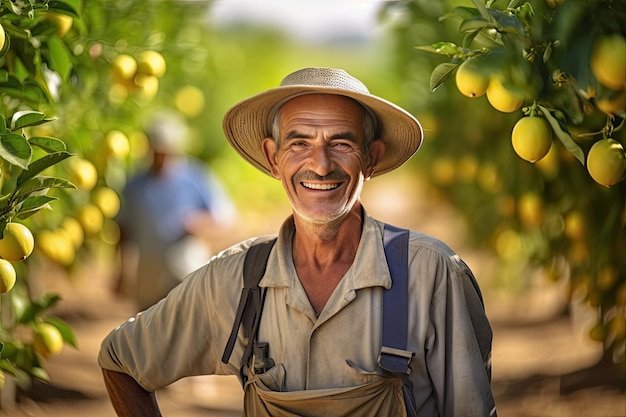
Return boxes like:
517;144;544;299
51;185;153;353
380;224;417;417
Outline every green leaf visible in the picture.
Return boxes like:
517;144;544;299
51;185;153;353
29;366;50;383
0;133;32;169
15;293;62;324
459;16;492;33
16;151;73;187
44;317;78;348
488;9;524;35
10;111;47;130
538;104;585;165
49;0;82;17
13;176;76;202
471;0;494;23
28;136;68;153
430;63;459;93
0;116;6;132
46;37;72;82
16;196;58;219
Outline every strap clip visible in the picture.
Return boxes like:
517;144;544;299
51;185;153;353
378;346;415;375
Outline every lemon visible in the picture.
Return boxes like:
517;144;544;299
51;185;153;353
0;23;5;51
486;78;524;113
105;130;130;159
45;12;73;37
111;54;137;82
0;259;16;294
36;229;75;266
76;204;104;236
518;192;543;228
586;138;626;187
67;157;98;191
511;116;552;163
33;323;64;358
591;34;626;91
61;217;84;249
137;50;166;78
455;58;490;98
563;210;586;240
0;223;35;262
174;85;205;118
134;73;159;101
91;186;121;218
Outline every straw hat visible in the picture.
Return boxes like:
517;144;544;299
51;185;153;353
223;67;422;177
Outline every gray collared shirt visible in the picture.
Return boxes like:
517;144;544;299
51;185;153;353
99;211;496;416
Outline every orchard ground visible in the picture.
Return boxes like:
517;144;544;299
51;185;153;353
0;170;624;417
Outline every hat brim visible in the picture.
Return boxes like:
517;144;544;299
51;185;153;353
223;85;422;177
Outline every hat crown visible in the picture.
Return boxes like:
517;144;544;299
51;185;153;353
280;67;370;95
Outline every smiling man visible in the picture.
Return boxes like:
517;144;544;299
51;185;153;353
99;67;497;417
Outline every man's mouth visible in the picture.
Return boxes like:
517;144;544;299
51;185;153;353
301;182;341;191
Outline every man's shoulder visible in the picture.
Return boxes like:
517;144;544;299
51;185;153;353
210;235;278;265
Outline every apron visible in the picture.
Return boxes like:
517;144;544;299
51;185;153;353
243;370;407;417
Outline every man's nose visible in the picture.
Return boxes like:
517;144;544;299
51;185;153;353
309;145;334;176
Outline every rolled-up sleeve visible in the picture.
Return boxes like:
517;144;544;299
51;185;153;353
406;233;496;417
98;248;247;391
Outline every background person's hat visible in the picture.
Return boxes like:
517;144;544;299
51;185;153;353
144;110;190;155
222;67;423;177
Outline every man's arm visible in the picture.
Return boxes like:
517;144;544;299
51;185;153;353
102;368;162;417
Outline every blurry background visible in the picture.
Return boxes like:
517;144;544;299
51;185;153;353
0;0;624;416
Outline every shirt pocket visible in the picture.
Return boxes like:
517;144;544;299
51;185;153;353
344;359;384;386
252;363;286;392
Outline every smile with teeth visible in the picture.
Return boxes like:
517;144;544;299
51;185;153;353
302;182;340;190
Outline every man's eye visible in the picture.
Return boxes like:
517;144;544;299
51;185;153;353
331;142;353;149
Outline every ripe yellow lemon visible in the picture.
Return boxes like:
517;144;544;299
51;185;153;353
518;192;543;228
33;323;64;358
105;130;130;159
0;223;35;262
0;259;16;294
61;217;84;249
0;23;6;51
91;186;121;218
455;58;490;98
486;78;524;113
591;34;626;91
586;138;626;187
45;12;73;37
137;50;166;78
36;229;76;266
134;73;159;101
511;116;552;163
67;157;98;191
564;210;586;240
111;54;137;82
174;85;205;118
76;204;104;236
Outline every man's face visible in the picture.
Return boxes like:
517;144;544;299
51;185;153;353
262;94;384;225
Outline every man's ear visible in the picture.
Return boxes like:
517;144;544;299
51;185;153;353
262;137;281;179
364;139;385;180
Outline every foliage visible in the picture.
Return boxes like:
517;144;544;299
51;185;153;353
383;0;625;372
0;0;82;389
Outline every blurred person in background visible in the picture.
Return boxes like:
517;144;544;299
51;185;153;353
113;110;237;312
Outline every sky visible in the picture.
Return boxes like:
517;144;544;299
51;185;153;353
210;0;387;43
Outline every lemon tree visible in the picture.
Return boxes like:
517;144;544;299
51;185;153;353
0;0;84;396
383;0;626;377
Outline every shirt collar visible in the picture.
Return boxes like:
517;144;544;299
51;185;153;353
262;209;391;291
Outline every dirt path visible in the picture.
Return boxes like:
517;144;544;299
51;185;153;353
0;171;624;417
